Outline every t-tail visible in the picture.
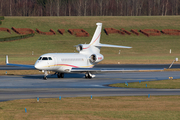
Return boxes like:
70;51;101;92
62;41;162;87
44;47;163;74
89;23;102;46
75;23;132;54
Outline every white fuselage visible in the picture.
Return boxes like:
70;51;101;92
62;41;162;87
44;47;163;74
34;53;102;73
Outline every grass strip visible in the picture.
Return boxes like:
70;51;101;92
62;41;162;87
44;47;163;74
109;79;180;89
0;96;180;120
0;16;180;64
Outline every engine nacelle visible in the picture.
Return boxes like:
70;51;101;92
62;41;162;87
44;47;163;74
76;44;83;52
76;44;89;52
89;54;104;63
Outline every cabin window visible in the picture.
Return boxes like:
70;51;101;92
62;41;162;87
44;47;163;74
61;58;83;61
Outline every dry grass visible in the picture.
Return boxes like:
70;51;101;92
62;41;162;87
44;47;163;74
0;70;43;75
0;96;180;120
110;79;180;89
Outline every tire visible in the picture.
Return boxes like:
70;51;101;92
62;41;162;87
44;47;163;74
60;73;64;78
57;73;61;78
43;76;47;80
57;73;64;78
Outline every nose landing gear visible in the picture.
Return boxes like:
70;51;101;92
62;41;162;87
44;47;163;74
43;71;48;80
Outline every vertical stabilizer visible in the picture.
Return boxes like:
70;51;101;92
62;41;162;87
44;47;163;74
89;23;102;46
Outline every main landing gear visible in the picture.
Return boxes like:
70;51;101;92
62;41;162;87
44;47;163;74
42;71;64;80
57;73;64;78
85;72;95;79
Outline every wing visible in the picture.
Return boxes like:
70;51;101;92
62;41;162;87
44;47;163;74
71;68;164;73
5;55;36;70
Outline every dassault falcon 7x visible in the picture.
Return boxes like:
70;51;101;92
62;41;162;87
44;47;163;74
5;23;162;80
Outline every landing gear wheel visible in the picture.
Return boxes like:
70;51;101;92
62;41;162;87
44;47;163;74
57;73;60;78
85;72;93;79
85;74;89;78
60;73;64;78
43;76;47;80
57;73;64;78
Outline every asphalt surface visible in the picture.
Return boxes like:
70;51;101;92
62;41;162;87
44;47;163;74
0;65;180;101
1;64;180;70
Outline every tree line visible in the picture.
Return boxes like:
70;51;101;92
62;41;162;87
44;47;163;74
0;0;179;16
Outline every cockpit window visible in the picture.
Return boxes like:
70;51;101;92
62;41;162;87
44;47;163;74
42;57;48;60
38;57;52;60
48;57;52;60
38;57;42;60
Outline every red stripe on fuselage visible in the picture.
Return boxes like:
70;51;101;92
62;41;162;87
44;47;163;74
55;64;94;68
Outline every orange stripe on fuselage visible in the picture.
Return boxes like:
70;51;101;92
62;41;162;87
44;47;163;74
83;33;101;49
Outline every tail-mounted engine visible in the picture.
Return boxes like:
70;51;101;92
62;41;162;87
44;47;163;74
76;44;89;52
76;44;83;52
89;54;104;63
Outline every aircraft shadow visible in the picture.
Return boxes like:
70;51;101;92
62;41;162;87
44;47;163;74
22;73;85;79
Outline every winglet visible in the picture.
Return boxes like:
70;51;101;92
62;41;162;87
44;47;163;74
6;55;9;64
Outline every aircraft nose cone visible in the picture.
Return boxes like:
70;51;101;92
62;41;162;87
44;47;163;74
34;64;39;69
34;61;41;69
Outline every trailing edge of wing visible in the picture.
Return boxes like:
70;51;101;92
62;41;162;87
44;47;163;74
95;44;132;49
6;55;36;70
71;68;164;72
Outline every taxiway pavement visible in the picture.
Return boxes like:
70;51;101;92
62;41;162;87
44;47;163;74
0;70;180;101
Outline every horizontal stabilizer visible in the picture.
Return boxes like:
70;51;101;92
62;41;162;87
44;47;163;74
96;44;132;49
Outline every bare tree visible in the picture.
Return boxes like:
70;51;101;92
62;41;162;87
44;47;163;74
83;0;87;16
76;0;82;16
1;0;180;16
0;0;2;16
135;0;139;16
162;0;165;16
175;0;179;15
165;0;169;16
131;0;135;16
119;0;124;16
139;0;144;16
98;0;103;16
56;0;60;16
48;0;53;16
148;0;152;16
115;0;119;16
104;0;109;16
67;0;72;16
90;0;94;16
23;0;28;16
9;0;12;16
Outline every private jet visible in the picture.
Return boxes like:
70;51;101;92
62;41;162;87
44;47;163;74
6;23;163;80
